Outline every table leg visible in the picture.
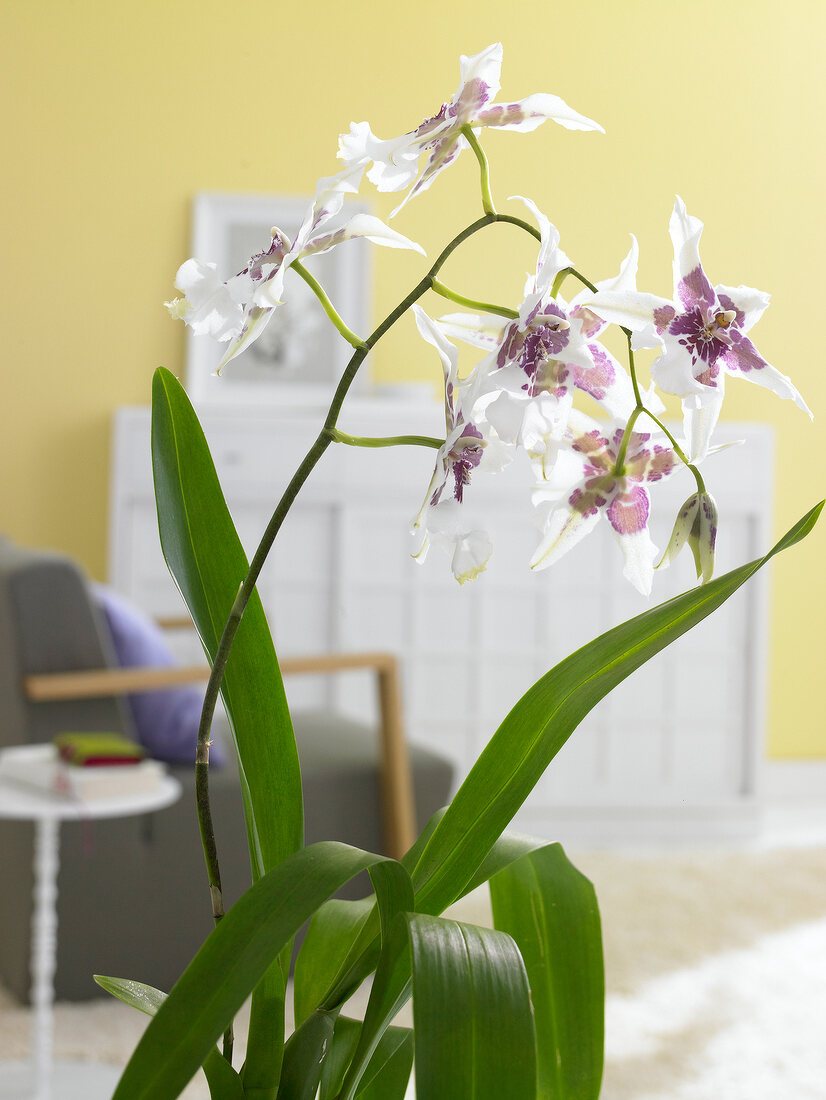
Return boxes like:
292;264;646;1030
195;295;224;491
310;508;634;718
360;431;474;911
30;815;59;1100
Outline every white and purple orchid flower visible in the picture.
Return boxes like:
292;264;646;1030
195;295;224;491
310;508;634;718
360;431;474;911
338;44;602;217
531;412;679;595
410;306;510;583
437;199;638;457
581;197;812;461
166;165;424;371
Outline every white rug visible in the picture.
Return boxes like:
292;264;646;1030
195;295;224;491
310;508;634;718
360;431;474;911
2;842;825;1098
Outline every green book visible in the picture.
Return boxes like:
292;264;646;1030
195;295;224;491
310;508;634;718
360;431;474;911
53;732;145;767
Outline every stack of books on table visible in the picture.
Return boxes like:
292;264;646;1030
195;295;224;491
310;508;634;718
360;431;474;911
0;734;165;801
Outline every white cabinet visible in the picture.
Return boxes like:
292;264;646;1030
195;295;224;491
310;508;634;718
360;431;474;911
109;401;773;843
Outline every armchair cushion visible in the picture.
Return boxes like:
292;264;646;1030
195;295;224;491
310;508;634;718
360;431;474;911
92;584;225;766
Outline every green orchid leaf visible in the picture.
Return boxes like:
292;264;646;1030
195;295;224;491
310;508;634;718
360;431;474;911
354;1022;414;1100
490;844;604;1099
277;1008;338;1100
111;842;411;1100
93;974;167;1017
293;807;448;1027
410;502;824;913
282;858;413;1093
152;366;304;1093
151;366;303;882
93;975;244;1099
314;1017;413;1100
294;898;377;1028
339;913;535;1100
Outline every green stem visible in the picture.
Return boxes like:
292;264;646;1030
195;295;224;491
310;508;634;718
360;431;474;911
291;259;367;349
550;266;599;300
613;406;643;474
430;277;518;319
638;408;707;492
613;330;704;491
461;124;496;215
328;428;443;450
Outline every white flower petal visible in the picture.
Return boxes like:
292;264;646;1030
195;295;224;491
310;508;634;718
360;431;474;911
324;212;425;255
715;282;770;333
450;529;493;584
436;311;504;351
457;43;503;103
681;389;726;464
613;525;658;595
509;195;570;288
483;91;604;133
215;305;274;372
669;195;705;292
413;306;459;387
167;260;250;341
337;123;419;191
580;289;672;342
650;342;709;397
530;495;602;572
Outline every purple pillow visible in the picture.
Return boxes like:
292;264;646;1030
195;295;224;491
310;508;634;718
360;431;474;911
92;584;225;767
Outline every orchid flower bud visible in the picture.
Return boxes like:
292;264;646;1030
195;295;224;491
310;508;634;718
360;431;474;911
658;492;718;584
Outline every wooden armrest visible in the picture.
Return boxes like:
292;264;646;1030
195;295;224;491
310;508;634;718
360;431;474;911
23;651;416;859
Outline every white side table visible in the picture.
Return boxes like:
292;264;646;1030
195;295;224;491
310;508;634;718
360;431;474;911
0;773;182;1100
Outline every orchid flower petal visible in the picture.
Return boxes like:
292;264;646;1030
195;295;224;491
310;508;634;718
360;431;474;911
436;311;504;351
304;213;425;258
715;283;770;333
681;389;726;464
165;260;250;341
580;289;674;345
476;91;604;134
612;524;658;595
721;334;813;416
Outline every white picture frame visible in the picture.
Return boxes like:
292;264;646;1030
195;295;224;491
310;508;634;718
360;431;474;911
184;192;372;407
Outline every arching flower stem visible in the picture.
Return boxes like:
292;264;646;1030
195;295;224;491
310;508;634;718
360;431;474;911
430;277;518;319
461;124;497;215
326;428;444;450
291;259;367;349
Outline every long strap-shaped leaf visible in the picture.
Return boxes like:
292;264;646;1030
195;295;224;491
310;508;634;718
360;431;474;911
93;976;244;1100
339;913;536;1100
490;844;603;1100
152;366;303;880
111;842;413;1100
410;502;823;912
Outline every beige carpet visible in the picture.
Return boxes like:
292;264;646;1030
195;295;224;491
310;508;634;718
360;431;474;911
2;841;825;1098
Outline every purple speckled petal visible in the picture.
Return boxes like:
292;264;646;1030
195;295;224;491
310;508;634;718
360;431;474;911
715;283;770;334
607;482;649;535
456;43;503;105
570;343;636;419
676;264;716;313
721;333;813;414
476;91;603;133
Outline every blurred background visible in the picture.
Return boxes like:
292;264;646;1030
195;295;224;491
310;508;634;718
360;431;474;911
2;0;823;764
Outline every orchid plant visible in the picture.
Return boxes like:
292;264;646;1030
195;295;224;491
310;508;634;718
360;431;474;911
99;43;821;1100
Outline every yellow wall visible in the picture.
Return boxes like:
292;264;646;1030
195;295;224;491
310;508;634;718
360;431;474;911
2;1;824;756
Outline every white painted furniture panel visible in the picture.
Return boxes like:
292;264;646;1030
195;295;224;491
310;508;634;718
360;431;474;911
109;402;773;840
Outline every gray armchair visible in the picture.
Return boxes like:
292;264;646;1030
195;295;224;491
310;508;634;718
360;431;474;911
0;536;453;1002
